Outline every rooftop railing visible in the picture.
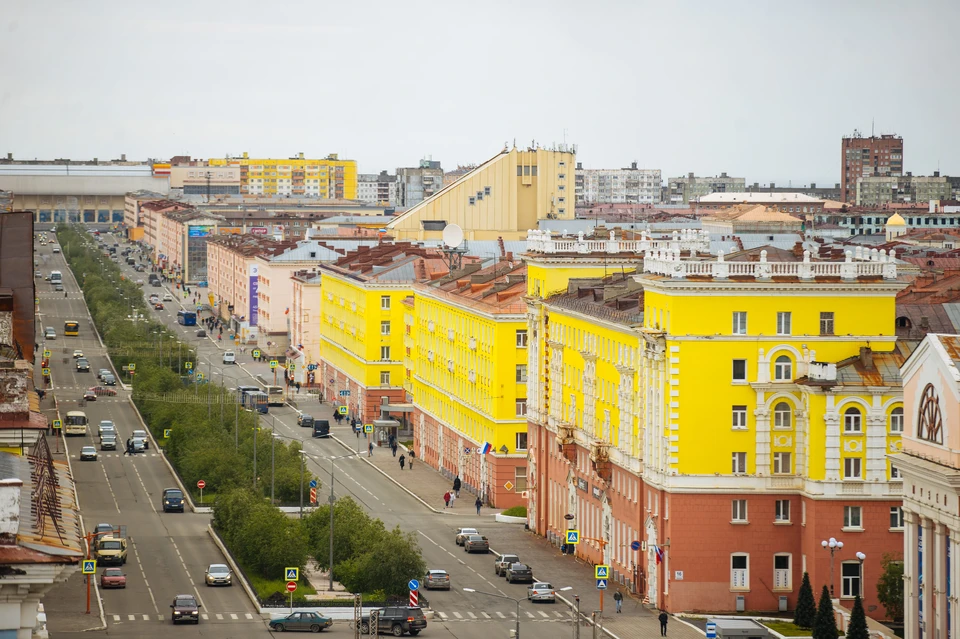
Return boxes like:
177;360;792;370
525;229;711;255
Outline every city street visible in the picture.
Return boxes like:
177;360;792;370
41;230;696;639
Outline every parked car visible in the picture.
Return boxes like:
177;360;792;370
527;582;557;603
455;528;479;546
504;563;533;584
269;612;333;633
95;537;127;565
463;534;490;553
76;358;90;372
170;595;201;624
162;488;184;513
358;606;427;636
79;446;98;461
423;569;451;590
100;435;117;451
99;568;126;589
132;429;149;449
494;553;520;577
204;564;232;587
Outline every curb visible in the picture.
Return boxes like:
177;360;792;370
205;524;263;616
330;435;443;515
127;396;197;512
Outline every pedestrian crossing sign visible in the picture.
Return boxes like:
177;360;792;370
337;406;347;415
595;565;609;579
184;361;193;370
82;560;96;574
196;372;205;381
52;420;62;430
253;349;261;359
128;363;136;371
288;363;295;372
269;360;278;370
364;424;373;433
43;350;51;359
42;368;50;376
596;579;607;590
164;429;172;439
566;530;580;545
285;567;299;581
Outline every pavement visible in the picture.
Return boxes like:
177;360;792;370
39;230;706;639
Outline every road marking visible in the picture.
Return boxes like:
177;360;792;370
216;614;224;620
128;615;135;621
481;612;491;618
98;455;121;513
129;537;160;615
437;612;448;619
554;611;564;617
452;612;463;619
468;612;477;619
201;614;209;620
230;613;238;620
539;611;550;618
112;615;120;622
142;614;150;621
245;613;254;620
509;612;517;618
526;611;535;618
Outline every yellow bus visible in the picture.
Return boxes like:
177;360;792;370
64;321;80;336
64;411;88;436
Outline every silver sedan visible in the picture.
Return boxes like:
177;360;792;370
527;582;557;603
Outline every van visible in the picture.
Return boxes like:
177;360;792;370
95;536;128;565
222;351;236;365
312;420;330;438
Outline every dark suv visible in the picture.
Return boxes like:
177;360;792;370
170;594;201;624
162;488;184;513
358;606;427;636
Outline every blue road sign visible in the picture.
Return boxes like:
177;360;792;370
309;479;318;488
596;579;607;590
706;623;717;639
285;567;299;580
408;579;420;591
307;364;318;371
82;560;96;574
339;390;350;397
566;530;580;545
595;565;609;578
630;540;641;551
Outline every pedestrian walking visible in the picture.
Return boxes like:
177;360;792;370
658;610;668;636
399;454;405;470
453;476;462;498
443;491;451;508
409;450;415;469
392;442;398;457
448;492;456;508
614;590;623;613
368;441;374;457
475;497;482;515
295;382;301;394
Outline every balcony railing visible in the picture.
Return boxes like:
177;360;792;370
525;229;710;255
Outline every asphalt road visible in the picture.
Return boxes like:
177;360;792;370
43;231;589;639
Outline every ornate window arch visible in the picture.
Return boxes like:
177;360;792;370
917;384;943;444
889;407;904;434
773;402;792;429
774;355;793;381
843;406;862;433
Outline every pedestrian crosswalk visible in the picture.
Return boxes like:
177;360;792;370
433;609;574;623
108;612;258;624
71;453;160;459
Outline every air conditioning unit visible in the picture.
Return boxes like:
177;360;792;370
736;595;745;612
779;596;788;612
468;370;476;383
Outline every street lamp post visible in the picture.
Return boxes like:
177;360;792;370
244;408;259;490
821;537;844;597
856;551;866;597
463;589;521;638
310;450;365;592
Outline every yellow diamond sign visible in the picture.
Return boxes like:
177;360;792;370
504;481;515;492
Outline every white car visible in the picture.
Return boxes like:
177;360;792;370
222;351;236;364
99;421;116;439
132;430;149;449
204;564;232;586
162;292;173;302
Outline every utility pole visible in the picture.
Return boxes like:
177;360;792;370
574;596;580;639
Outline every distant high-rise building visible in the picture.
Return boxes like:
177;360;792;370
397;159;443;208
667;172;745;204
856;171;951;207
574;162;661;205
840;131;903;203
209;152;357;199
357;171;397;206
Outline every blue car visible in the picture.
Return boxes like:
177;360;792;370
268;612;333;633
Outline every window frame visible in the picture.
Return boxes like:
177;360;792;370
379;370;390;385
889;506;904;530
731;499;748;522
380;345;391;361
774;499;791;523
515;432;528;451
773;451;792;475
516;364;528;383
514;466;527;491
380;295;391;310
774;355;793;381
516;399;527;416
732;452;747;474
732;312;748;335
516;329;528;348
840;561;862;599
732;359;747;382
730;553;749;590
732;405;747;430
843;457;863;480
843;505;863;529
820;311;835;335
889;407;904;434
380;320;391;335
773;402;792;429
843;407;863;434
776;312;792;336
773;553;792;591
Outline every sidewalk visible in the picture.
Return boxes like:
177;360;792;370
328;432;702;639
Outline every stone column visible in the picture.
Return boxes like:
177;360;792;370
754;403;771;475
865;412;887;481
582;353;597;436
934;523;948;639
794;409;808;477
923;517;935;638
823;412;841;481
904;509;919;639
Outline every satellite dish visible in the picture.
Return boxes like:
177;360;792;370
442;223;464;249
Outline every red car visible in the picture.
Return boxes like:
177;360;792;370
100;567;126;589
82;389;98;401
88;386;118;397
154;302;164;310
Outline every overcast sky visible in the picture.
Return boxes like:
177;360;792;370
2;0;957;185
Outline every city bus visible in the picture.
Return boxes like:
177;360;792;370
49;270;62;284
64;321;80;337
176;310;197;326
242;391;269;414
264;385;286;407
64;411;88;436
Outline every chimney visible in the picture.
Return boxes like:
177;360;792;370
5;153;11;160
770;182;776;189
631;161;637;170
859;346;874;369
721;172;728;178
688;172;694;179
920;316;930;330
576;162;583;170
0;478;22;544
121;153;126;162
934;170;941;178
811;183;817;188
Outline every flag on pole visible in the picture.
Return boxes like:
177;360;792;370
480;442;492;455
654;545;664;564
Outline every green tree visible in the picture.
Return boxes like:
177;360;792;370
846;595;869;639
336;525;426;596
303;497;384;570
794;571;817;628
876;553;904;622
813;585;839;639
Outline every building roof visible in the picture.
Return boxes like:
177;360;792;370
931;334;960;377
322;242;456;284
698;192;824;204
886;213;906;226
704;204;803;223
544;272;644;326
420;262;527;314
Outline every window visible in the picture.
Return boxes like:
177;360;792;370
381;321;391;335
516;432;528;451
380;346;391;361
731;554;749;589
775;499;791;522
773;452;792;475
732;312;748;335
732;499;748;522
469;196;476;205
890;463;901;479
732;452;747;474
732;359;747;382
484;186;491;196
774;554;791;589
776;312;792;335
774;355;792;381
820;312;835;335
516;399;527;416
843;407;862;433
889;506;904;529
841;562;862;598
380;371;390;385
889;407;904;433
516;330;528;347
381;295;391;310
843;505;862;529
514;466;527;491
732;406;747;430
516;364;527;383
773;402;792;429
843;457;862;480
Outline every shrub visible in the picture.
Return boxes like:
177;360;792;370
502;506;527;517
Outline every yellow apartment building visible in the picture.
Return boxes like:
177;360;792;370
209;152;357;200
525;231;908;618
408;261;529;508
386;145;576;241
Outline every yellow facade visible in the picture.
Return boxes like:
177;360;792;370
387;147;575;241
527;261;639;299
209;153;357;200
318;271;407;390
410;289;528;455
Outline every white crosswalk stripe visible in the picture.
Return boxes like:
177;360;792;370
216;614;224;620
245;613;254;620
437;612;448;619
142;614;149;621
481;612;491;619
112;615;120;622
539;611;550;618
453;612;463;619
201;614;208;620
127;615;135;621
468;612;477;619
496;612;506;618
525;611;535;618
230;613;238;620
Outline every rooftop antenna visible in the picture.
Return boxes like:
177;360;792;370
872;118;875;138
441;223;467;271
